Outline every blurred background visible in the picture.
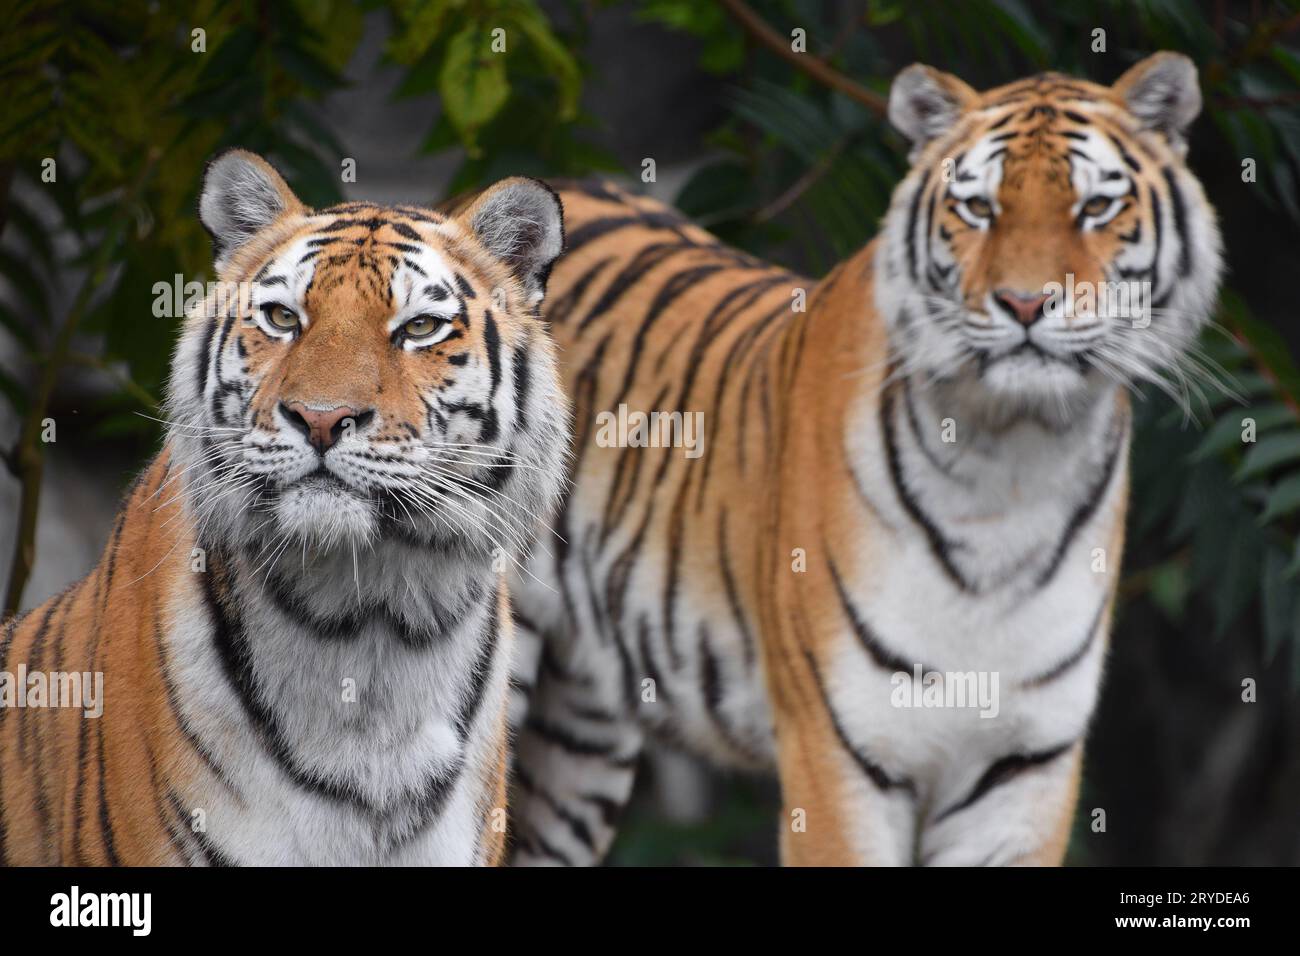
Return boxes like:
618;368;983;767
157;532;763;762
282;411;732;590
3;0;1300;865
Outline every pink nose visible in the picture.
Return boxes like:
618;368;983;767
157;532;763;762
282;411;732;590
993;288;1051;327
280;401;368;454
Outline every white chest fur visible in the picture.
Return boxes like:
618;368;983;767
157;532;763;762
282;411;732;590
161;540;507;865
835;377;1127;806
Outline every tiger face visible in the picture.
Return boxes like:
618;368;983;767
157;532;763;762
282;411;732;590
878;52;1222;420
167;150;568;558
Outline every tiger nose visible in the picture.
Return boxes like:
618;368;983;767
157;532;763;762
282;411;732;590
280;401;373;454
993;288;1052;327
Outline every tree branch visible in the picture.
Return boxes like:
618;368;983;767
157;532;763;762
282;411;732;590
1214;91;1300;111
717;0;888;117
753;137;848;223
67;352;159;411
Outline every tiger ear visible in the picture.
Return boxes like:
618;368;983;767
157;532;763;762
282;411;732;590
889;64;978;157
1113;52;1201;153
199;149;306;270
458;177;564;305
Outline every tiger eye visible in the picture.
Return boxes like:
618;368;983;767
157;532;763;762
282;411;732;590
965;197;994;219
404;316;438;338
1081;196;1112;217
264;303;299;331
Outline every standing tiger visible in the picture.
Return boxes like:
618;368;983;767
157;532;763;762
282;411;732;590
508;53;1222;865
0;151;568;865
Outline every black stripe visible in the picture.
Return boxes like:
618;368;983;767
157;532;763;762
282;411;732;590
556;178;633;204
95;717;121;864
166;790;235;866
698;299;790;492
203;551;373;811
902;375;964;481
147;752;195;865
576;241;700;331
934;742;1074;822
609;260;734;477
389;221;421;242
698;623;759;761
633;610;671;707
263;565;454;647
1108;133;1141;172
803;650;914;794
547;255;613;324
717;512;756;670
482;309;501;401
72;686;93;862
880;384;974;592
1148;185;1163;295
514;766;596;852
906;168;933;282
1034;408;1125;589
26;587;76;854
196;316;217;399
150;597;245;806
670;274;792;508
454;595;500;738
826;555;921;674
516;829;576;865
511;341;531;431
1022;595;1108;687
565;212;685;254
524;715;635;763
1161;167;1192;277
923;181;938;288
579;791;624;829
599;381;667;538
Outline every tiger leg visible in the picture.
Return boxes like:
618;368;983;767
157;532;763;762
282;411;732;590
508;630;644;866
772;701;917;866
919;742;1083;866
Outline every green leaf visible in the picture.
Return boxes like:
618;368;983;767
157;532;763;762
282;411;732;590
1236;430;1300;480
439;22;510;153
1193;403;1297;461
387;0;456;65
508;4;581;121
1260;473;1300;523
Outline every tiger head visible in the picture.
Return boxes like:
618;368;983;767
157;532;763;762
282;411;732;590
877;52;1222;423
166;149;569;560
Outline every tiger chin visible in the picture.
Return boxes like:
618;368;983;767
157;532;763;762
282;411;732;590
507;53;1221;866
0;151;570;865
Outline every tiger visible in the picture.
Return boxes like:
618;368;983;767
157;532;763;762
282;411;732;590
506;52;1222;866
0;149;569;865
